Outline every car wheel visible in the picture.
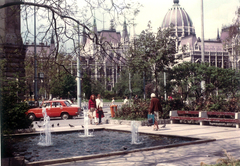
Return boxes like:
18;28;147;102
28;113;36;121
61;113;69;120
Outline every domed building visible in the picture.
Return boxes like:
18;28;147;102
162;0;231;68
161;0;195;39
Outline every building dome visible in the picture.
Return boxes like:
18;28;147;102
161;0;195;38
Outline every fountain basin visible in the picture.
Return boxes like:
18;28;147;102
7;129;216;166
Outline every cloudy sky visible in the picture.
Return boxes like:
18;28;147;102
93;0;238;40
130;0;240;39
21;0;240;46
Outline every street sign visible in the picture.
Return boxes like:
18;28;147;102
38;73;44;79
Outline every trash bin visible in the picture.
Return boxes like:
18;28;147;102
110;105;117;117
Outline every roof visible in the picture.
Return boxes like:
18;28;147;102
161;0;195;38
99;30;121;45
162;1;193;28
179;35;225;52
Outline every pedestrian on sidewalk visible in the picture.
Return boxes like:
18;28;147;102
149;93;162;131
88;94;97;125
111;97;115;105
123;96;129;105
96;94;104;124
134;95;138;104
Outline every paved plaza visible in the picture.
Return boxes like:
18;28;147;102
29;123;239;166
2;104;240;166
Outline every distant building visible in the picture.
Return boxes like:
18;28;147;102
161;0;231;68
25;34;55;58
221;25;240;69
24;35;55;100
81;18;129;91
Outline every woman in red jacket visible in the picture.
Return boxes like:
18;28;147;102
88;94;97;124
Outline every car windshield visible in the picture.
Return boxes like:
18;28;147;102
67;100;73;105
64;101;71;107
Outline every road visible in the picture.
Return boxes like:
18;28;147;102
31;103;122;129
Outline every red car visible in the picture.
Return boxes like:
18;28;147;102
26;100;81;121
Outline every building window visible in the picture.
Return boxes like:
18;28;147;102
195;44;198;50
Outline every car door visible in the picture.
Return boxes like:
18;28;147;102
51;102;63;117
42;102;51;116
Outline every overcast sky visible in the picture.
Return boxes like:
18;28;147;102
97;0;239;40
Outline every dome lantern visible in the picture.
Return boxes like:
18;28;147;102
174;0;179;4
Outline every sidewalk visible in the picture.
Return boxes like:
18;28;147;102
25;123;240;166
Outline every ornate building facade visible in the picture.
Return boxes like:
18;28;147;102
161;0;232;68
81;19;129;91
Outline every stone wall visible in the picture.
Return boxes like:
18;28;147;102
0;0;26;99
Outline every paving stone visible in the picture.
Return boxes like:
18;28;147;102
126;156;145;162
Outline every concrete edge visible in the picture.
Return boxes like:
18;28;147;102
4;128;106;137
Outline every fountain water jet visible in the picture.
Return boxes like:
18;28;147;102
79;102;94;137
38;107;52;146
131;121;142;144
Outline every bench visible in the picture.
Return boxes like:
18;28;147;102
170;110;240;128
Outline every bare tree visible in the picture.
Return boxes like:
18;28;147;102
0;0;141;99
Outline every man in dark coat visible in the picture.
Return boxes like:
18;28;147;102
149;93;162;130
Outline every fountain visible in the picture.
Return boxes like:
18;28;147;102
38;107;52;146
131;121;142;144
79;102;94;137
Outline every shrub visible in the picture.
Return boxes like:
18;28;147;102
115;99;150;120
1;76;32;134
161;99;185;118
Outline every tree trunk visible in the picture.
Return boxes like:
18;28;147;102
155;70;158;97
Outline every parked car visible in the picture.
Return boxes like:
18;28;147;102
26;100;81;121
27;101;36;109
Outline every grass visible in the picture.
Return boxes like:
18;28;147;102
201;150;240;166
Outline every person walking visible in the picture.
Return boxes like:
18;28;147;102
123;96;129;105
134;95;138;104
149;93;162;131
111;97;115;105
96;94;104;124
88;94;97;125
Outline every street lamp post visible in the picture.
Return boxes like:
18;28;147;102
34;0;38;101
201;0;205;95
77;23;81;108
